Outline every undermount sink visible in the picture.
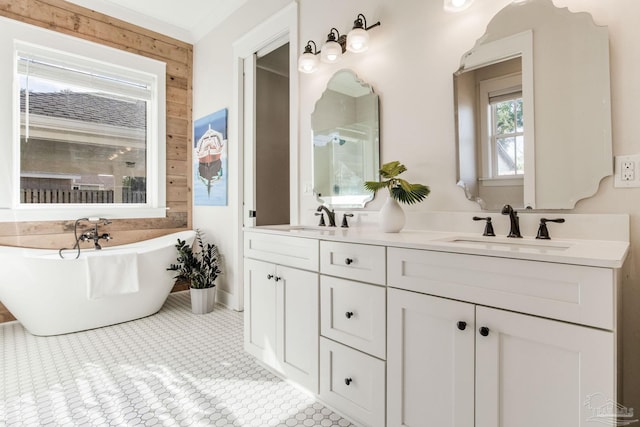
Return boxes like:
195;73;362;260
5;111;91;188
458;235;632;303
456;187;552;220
438;236;572;252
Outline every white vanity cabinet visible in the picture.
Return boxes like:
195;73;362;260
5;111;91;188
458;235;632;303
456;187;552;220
243;232;319;392
319;241;387;427
387;247;617;427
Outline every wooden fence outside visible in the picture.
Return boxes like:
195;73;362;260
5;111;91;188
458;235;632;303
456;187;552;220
20;189;146;204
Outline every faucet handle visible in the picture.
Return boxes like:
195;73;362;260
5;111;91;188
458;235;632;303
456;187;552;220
473;216;495;237
315;212;326;226
536;218;565;240
341;213;354;228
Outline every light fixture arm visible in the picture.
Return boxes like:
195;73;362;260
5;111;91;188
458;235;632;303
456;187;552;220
327;28;340;42
353;13;381;31
303;40;319;55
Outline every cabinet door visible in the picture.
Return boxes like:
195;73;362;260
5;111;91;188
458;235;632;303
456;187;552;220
277;265;319;392
475;306;615;427
387;288;475;427
244;258;278;367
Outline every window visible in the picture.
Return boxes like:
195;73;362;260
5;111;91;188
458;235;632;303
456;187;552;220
18;46;151;205
490;91;524;176
479;72;524;184
0;18;166;221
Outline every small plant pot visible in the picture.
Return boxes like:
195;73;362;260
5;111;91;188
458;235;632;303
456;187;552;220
190;287;216;314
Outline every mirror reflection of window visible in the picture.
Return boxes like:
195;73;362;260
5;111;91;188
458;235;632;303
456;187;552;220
491;93;524;176
478;66;523;185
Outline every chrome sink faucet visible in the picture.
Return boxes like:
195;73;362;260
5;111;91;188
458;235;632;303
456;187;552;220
316;205;336;227
501;204;522;238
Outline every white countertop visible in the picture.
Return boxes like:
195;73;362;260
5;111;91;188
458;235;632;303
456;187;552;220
245;225;629;269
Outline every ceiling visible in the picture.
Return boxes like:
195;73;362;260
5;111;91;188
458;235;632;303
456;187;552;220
65;0;248;43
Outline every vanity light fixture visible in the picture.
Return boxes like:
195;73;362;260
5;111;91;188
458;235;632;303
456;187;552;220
298;40;320;73
298;13;381;73
321;28;345;63
443;0;474;12
347;13;381;53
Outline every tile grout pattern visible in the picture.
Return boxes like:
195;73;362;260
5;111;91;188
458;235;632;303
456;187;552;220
0;292;354;426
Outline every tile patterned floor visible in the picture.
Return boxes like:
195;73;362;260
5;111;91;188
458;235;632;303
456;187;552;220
0;292;354;426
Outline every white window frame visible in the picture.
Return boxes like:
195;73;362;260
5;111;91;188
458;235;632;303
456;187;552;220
0;16;166;222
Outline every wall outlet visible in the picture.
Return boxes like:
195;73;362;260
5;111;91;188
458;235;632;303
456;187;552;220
614;155;640;188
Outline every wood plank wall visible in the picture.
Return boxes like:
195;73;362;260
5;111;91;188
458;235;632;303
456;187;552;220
0;0;194;322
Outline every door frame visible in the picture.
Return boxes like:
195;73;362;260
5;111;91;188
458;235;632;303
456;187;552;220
231;2;298;310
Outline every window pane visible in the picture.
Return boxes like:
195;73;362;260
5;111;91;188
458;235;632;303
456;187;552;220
515;135;525;174
515;98;524;132
497;137;516;175
496;136;525;176
494;100;516;134
19;75;147;204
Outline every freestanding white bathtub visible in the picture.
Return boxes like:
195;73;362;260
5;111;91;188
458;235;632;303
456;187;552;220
0;230;195;336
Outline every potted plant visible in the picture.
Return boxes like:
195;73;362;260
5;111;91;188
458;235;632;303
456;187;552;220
364;161;430;232
167;230;221;314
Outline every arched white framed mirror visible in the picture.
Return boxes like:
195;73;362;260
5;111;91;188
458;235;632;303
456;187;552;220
454;0;612;210
311;69;380;208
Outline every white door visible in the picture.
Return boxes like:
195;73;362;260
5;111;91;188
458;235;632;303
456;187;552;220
475;306;615;427
243;258;278;366
277;265;319;392
387;288;475;427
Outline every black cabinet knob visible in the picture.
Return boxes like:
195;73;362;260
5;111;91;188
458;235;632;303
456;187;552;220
457;321;467;331
344;377;352;386
345;311;354;319
274;276;282;282
345;258;354;265
479;326;490;337
266;274;274;280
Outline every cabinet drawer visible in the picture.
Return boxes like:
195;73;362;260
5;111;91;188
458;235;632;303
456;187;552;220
388;247;615;330
320;241;386;285
319;337;385;427
244;232;319;271
321;276;386;359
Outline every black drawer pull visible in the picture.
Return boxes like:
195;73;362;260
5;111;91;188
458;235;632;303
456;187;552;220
457;321;467;331
344;377;353;386
266;274;274;280
479;326;490;337
345;311;354;319
345;258;354;265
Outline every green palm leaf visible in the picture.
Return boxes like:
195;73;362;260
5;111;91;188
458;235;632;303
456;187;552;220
364;161;430;206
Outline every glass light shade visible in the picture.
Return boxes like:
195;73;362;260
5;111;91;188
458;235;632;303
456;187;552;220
321;40;342;63
443;0;474;12
346;28;369;53
298;52;318;73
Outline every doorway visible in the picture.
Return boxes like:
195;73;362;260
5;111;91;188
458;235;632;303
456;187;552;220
255;43;290;226
231;2;298;311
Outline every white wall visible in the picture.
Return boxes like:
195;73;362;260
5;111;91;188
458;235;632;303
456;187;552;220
194;0;640;411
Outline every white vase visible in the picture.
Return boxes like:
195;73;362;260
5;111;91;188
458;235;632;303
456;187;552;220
380;196;405;233
190;287;216;314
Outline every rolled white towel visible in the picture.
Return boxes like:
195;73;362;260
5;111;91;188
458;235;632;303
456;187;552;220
85;253;140;300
